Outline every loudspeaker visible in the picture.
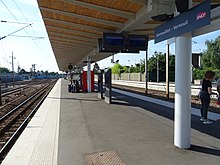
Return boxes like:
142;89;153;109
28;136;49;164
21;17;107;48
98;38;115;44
175;0;189;13
151;14;174;22
151;14;169;22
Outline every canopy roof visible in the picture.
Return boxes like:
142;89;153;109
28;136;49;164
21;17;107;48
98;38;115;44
37;0;219;71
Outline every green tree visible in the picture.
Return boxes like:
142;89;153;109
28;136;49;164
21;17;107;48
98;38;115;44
148;51;175;82
111;63;123;75
0;67;10;73
129;65;136;73
17;65;21;73
193;68;205;80
122;65;128;73
19;68;27;74
169;55;175;82
135;63;141;73
50;72;57;75
140;59;145;73
201;36;220;69
148;52;166;81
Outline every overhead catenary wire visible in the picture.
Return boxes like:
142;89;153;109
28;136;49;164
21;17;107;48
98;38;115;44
0;0;33;42
0;23;32;40
2;0;53;71
12;0;29;22
12;0;42;38
10;35;44;40
12;0;46;55
0;0;43;50
1;20;29;24
0;41;7;59
0;40;10;68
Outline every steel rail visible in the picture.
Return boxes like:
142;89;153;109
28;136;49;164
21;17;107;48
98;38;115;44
0;83;51;121
0;81;56;159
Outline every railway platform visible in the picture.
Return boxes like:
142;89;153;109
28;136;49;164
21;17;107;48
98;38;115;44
2;79;220;165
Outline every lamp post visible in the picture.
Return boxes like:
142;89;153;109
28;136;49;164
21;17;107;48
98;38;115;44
145;49;148;94
140;59;142;81
128;60;130;81
0;69;2;106
10;52;16;87
166;41;170;99
157;55;159;83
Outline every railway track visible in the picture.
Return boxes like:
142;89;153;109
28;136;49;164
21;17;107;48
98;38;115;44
112;80;218;96
0;80;55;114
0;80;57;161
112;83;220;114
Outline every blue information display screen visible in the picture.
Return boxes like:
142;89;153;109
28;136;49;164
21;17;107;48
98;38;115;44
105;36;124;47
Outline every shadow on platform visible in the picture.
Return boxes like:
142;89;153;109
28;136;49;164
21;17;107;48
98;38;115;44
112;91;220;140
190;145;220;157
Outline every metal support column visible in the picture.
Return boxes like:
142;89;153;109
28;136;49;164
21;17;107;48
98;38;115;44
87;56;91;93
157;55;159;83
0;77;2;106
128;60;130;81
145;49;148;94
98;70;104;99
11;52;15;87
166;41;170;99
140;60;142;81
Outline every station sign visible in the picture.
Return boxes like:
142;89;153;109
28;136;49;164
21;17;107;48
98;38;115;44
154;0;210;43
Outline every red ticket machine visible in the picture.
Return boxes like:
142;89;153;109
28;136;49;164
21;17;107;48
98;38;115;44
82;71;94;92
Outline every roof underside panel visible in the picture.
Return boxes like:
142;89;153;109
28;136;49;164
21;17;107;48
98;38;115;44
37;0;218;71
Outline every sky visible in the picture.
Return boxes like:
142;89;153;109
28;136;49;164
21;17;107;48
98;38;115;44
0;0;220;72
0;0;58;72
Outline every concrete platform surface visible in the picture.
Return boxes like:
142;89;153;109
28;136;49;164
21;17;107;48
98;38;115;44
2;79;220;165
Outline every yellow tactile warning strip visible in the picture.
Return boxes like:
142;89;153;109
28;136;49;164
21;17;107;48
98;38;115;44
84;150;126;165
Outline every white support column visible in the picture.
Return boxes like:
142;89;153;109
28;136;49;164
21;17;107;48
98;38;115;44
87;56;91;93
174;32;192;149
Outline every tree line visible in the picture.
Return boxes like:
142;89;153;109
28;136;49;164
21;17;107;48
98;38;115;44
0;67;59;76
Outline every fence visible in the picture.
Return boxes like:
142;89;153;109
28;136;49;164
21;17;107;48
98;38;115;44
112;73;146;81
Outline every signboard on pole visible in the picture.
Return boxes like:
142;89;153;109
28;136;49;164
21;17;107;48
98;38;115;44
155;0;211;43
104;69;112;104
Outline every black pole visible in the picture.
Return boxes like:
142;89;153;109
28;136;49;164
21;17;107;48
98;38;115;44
6;75;8;88
145;47;148;94
166;43;170;99
157;55;159;83
0;77;2;106
12;52;15;87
